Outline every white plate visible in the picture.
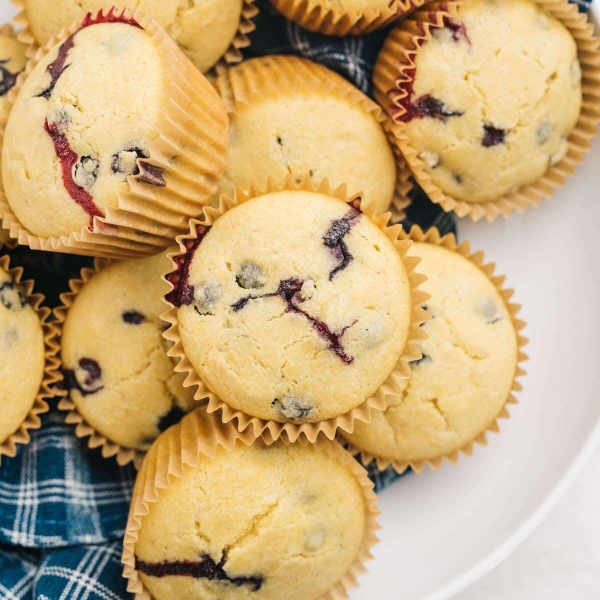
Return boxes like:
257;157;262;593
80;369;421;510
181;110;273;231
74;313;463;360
1;3;598;599
354;5;600;599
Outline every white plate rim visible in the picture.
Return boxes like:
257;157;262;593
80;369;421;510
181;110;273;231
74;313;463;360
422;7;600;598
425;422;600;600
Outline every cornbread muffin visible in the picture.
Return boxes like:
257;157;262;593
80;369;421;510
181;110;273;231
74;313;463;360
61;253;195;451
22;0;245;72
397;0;581;203
344;242;518;465
2;17;168;239
0;263;45;445
167;191;412;423
134;440;367;600
0;29;27;115
215;56;397;214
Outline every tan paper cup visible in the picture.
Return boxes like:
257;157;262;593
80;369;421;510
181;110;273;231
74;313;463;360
269;0;430;36
0;228;17;249
214;54;411;220
53;258;145;469
12;0;259;73
373;0;600;222
0;7;229;258
121;407;380;600
161;175;429;444
215;0;260;73
343;225;529;474
0;252;60;464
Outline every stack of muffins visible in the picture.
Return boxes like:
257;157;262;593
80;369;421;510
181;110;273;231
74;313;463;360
0;0;598;598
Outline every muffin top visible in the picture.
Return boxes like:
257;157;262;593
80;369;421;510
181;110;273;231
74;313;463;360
0;264;45;445
2;18;164;238
61;253;195;451
169;191;412;424
23;0;244;72
135;440;366;600
344;242;518;464
0;31;27;115
215;57;397;215
399;0;581;203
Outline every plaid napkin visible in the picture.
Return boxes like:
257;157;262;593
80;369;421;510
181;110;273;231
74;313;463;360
0;0;592;597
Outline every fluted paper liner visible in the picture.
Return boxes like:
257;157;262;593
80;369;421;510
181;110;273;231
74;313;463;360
53;258;145;469
343;225;529;474
162;176;429;443
121;407;380;600
214;0;260;73
373;0;600;222
269;0;430;36
0;252;60;464
0;24;17;38
0;230;16;249
215;55;411;220
0;7;228;258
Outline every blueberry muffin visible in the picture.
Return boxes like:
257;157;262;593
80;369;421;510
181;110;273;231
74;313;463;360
0;26;26;117
270;0;407;36
0;26;27;238
0;260;46;448
215;56;400;215
166;189;415;426
20;0;250;73
60;253;196;453
376;0;582;204
343;235;524;470
1;11;228;254
133;433;371;599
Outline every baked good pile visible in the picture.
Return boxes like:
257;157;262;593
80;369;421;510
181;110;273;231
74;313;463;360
0;1;598;598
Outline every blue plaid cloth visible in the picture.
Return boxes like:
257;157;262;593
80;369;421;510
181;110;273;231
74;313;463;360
0;542;128;600
0;406;135;549
0;0;592;596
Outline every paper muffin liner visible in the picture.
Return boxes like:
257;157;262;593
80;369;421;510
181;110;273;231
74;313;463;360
343;225;529;474
13;0;259;74
373;0;600;222
0;229;17;249
121;407;380;600
214;0;260;73
53;258;147;469
269;0;430;36
0;252;60;465
0;7;229;258
161;175;429;444
215;55;411;220
0;23;17;39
